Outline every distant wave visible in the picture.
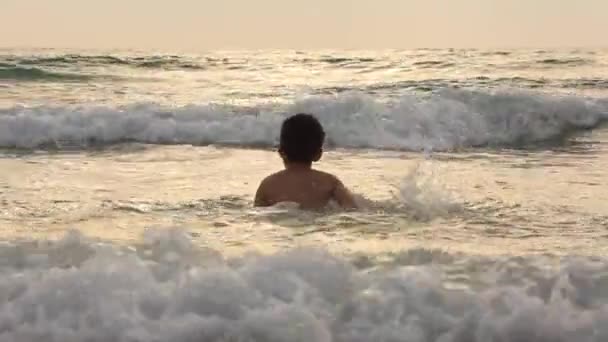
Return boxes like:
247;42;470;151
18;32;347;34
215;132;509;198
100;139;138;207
562;78;608;89
318;77;608;94
5;54;385;70
1;52;601;75
412;60;455;68
319;57;376;64
536;57;593;66
0;65;93;81
480;51;512;56
0;89;606;151
17;55;130;66
2;54;207;71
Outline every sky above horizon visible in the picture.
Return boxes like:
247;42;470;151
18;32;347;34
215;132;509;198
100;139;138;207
2;0;607;50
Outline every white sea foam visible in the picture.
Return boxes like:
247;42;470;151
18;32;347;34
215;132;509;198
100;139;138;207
0;89;606;150
0;230;607;342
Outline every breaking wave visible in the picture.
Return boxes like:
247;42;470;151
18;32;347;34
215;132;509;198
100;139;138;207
1;229;608;341
0;89;606;150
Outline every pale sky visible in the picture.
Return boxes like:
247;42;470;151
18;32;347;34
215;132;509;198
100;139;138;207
2;0;607;50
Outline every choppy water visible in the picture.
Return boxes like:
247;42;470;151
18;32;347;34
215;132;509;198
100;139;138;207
1;48;608;341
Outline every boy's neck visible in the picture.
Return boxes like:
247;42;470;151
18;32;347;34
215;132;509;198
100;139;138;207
284;161;313;170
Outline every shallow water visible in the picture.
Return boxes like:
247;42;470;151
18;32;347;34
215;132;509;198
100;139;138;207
1;48;608;341
1;136;607;257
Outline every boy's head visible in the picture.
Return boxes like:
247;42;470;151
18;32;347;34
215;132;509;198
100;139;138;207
279;113;325;164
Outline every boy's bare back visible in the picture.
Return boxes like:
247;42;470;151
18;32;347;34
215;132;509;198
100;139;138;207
254;113;357;210
255;168;356;210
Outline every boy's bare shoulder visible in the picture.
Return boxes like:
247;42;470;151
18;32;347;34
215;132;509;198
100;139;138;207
255;171;284;206
311;169;341;184
259;169;340;188
259;170;288;184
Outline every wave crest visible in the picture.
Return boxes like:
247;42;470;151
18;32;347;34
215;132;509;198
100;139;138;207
4;54;208;71
537;57;593;66
0;65;92;81
0;89;606;150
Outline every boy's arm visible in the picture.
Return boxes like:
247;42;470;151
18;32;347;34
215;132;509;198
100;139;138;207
332;177;358;209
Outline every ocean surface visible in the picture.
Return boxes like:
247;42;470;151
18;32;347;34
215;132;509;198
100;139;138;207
1;48;608;341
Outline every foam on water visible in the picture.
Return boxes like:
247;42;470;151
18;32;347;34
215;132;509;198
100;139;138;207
1;229;608;341
1;89;606;151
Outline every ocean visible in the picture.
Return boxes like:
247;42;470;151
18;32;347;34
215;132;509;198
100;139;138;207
1;48;608;341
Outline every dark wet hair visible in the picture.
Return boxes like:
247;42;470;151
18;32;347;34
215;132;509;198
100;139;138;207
279;113;325;163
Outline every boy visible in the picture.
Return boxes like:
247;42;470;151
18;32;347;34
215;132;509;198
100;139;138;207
254;113;358;210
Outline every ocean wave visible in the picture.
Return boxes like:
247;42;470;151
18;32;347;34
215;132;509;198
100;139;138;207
412;60;455;68
17;54;130;66
536;57;593;66
319;77;570;94
3;54;209;71
0;65;93;81
479;51;512;56
561;78;608;89
318;57;376;65
135;57;206;70
0;89;606;150
4;54;384;70
1;229;608;341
